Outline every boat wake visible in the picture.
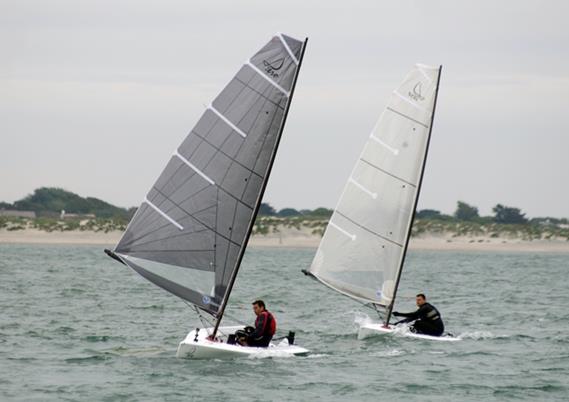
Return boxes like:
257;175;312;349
248;349;297;359
353;312;374;327
455;331;499;340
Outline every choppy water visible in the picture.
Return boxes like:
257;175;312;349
1;244;568;401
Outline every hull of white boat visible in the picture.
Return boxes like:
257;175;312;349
176;326;309;359
358;323;460;342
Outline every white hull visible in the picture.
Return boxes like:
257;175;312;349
176;326;309;359
358;323;460;342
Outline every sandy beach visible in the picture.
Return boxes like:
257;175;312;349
1;227;569;252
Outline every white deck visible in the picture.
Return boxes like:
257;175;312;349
176;326;309;359
358;322;460;342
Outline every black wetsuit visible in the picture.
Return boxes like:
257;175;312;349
394;303;444;336
247;311;276;347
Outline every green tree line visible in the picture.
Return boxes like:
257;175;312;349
417;201;567;225
1;187;132;219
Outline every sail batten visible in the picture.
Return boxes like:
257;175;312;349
208;105;248;139
113;34;307;317
173;151;216;185
334;211;404;247
143;197;184;230
307;64;442;308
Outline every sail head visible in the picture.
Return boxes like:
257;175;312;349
114;34;305;316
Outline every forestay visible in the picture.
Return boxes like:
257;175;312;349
111;34;306;317
307;64;441;311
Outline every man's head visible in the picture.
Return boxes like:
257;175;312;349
415;293;426;307
252;300;266;316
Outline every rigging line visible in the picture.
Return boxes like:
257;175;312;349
188;303;215;336
386;107;429;129
220;310;248;327
373;303;387;322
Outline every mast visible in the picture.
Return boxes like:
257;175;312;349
211;37;309;339
384;65;442;326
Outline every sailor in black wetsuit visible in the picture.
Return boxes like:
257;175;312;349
393;293;444;336
237;300;277;347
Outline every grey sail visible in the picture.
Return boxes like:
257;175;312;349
111;33;307;317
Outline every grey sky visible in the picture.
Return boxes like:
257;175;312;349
1;0;568;217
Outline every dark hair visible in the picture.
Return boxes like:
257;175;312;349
252;300;266;309
416;293;426;300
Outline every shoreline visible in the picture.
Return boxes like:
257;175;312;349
1;229;569;252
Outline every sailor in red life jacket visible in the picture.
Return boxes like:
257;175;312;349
239;300;277;347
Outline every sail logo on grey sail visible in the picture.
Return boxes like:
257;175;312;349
263;57;284;78
408;81;425;102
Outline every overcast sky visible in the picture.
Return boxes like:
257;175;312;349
1;0;568;217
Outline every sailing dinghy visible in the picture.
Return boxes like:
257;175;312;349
304;64;458;342
105;33;309;358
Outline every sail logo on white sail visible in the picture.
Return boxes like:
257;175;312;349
408;81;425;102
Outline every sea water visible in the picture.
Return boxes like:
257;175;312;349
0;244;567;401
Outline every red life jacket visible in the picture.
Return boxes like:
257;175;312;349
255;311;277;336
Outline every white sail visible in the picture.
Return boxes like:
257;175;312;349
307;64;441;310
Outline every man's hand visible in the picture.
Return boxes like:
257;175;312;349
393;311;402;317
